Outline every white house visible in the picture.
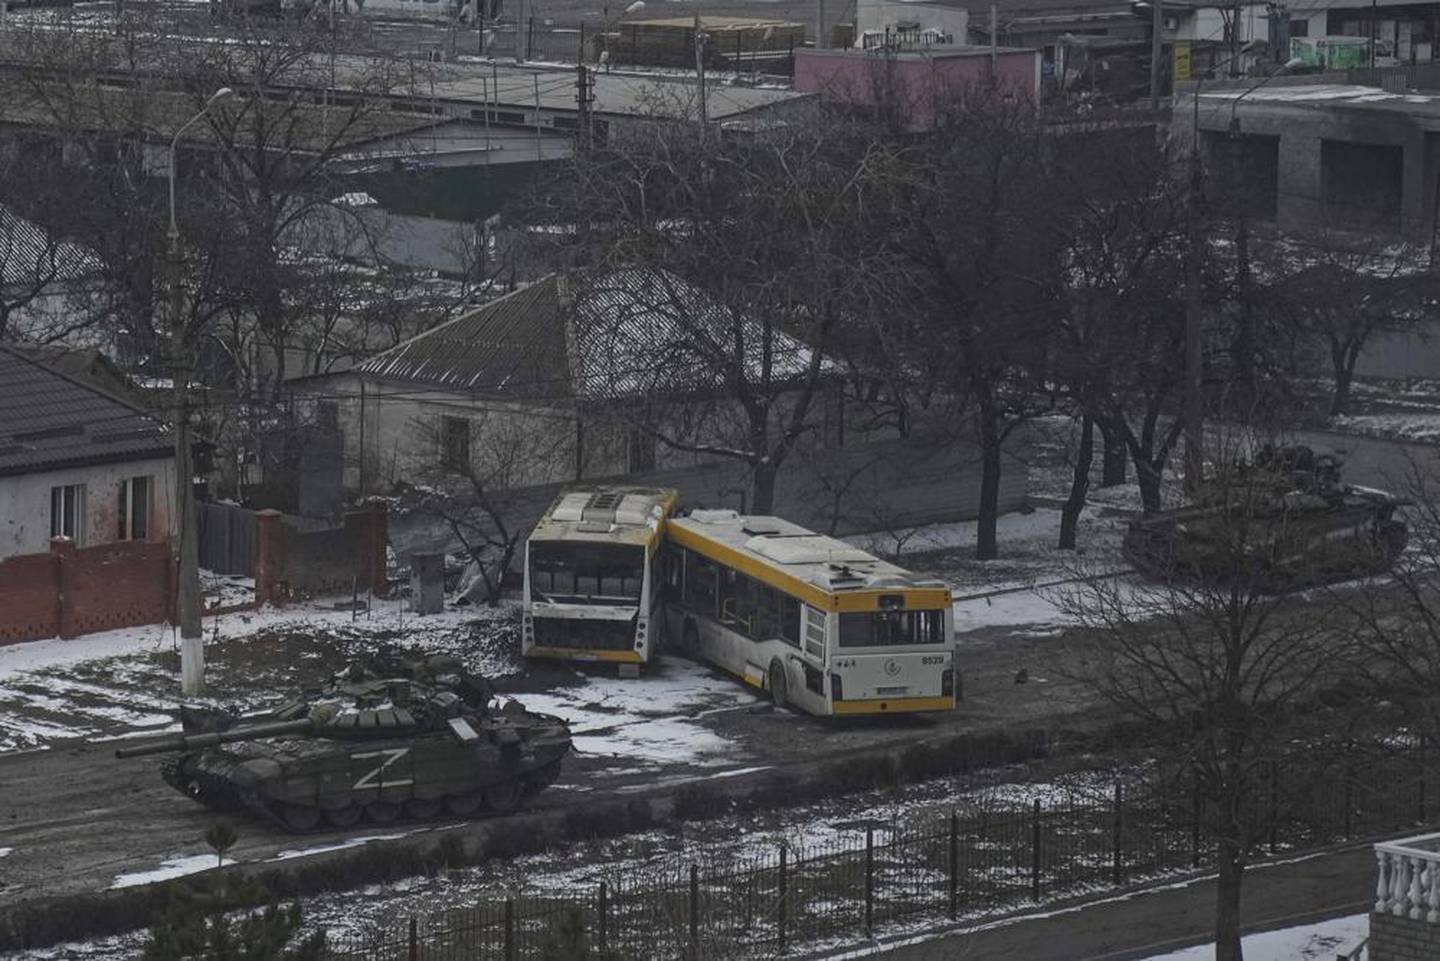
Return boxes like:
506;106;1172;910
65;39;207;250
0;345;176;559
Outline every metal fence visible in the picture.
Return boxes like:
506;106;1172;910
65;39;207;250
197;500;258;577
325;747;1437;960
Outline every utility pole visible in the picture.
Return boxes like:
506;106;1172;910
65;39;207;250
575;63;593;150
1184;112;1205;493
169;226;203;694
516;0;525;61
694;15;707;136
1149;0;1162;111
990;4;997;72
168;88;231;698
816;0;824;49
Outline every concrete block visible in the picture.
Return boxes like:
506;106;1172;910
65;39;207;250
409;553;445;615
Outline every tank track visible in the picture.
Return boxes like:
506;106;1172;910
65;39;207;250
163;756;569;834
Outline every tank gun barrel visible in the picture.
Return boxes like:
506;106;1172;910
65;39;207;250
115;718;316;759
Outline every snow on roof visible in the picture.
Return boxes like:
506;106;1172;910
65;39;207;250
352;268;826;401
1199;83;1440;108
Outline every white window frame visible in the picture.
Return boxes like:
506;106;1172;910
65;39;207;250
50;483;86;545
119;475;152;541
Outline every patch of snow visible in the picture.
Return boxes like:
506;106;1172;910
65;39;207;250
110;853;218;889
511;656;757;767
1333;412;1440;444
270;830;420;862
1137;914;1367;960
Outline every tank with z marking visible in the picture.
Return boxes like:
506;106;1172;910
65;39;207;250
115;647;572;833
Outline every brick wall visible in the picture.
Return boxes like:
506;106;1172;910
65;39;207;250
0;538;174;645
1370;910;1440;960
255;502;389;605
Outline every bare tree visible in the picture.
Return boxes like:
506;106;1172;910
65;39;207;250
1053;128;1189;536
1058;439;1362;961
406;405;572;606
1260;229;1435;417
876;86;1064;559
534;103;885;513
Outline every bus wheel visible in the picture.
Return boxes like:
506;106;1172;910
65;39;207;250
768;659;789;711
682;620;700;660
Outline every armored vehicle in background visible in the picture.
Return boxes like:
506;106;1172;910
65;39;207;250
117;648;571;833
1122;445;1408;593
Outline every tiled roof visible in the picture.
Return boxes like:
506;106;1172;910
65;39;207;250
0;345;172;477
350;270;817;401
0;207;102;288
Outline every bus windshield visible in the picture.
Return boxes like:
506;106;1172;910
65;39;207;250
530;542;646;604
838;609;947;648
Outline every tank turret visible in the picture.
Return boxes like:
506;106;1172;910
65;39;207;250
117;648;571;832
1122;445;1407;593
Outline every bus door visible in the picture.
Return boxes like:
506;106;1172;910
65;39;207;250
789;605;830;710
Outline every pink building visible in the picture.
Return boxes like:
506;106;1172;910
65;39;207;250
793;46;1042;130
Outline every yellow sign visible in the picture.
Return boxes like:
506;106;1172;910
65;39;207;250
1174;40;1192;82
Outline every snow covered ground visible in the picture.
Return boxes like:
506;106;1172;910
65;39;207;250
0;599;518;755
1139;914;1366;960
510;656;760;768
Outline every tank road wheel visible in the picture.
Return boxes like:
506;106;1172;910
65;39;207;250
280;803;322;833
445;791;485;817
365;801;402;825
768;659;789;712
404;797;443;820
483;779;524;816
325;804;363;829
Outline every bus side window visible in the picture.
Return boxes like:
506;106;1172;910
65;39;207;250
685;554;716;614
780;596;801;647
663;546;683;596
735;575;758;636
717;566;739;625
755;585;780;639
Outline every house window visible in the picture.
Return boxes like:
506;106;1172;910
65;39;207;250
118;476;152;541
50;484;85;544
316;401;340;433
441;415;471;471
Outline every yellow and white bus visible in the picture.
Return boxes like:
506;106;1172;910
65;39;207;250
521;487;679;675
662;510;955;716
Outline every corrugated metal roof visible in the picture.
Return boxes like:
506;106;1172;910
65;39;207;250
0;345;172;477
355;278;571;396
351;270;818;400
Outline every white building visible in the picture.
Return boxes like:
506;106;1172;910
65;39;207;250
0;345;175;559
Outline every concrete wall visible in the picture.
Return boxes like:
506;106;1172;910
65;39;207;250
0;456;176;559
1176;89;1437;238
298;375;589;495
390;434;1030;559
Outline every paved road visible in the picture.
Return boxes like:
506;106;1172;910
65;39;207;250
830;844;1376;961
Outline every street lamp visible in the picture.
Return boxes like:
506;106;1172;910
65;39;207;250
167;86;233;698
601;0;644;72
1180;41;1267;493
1222;56;1303;419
